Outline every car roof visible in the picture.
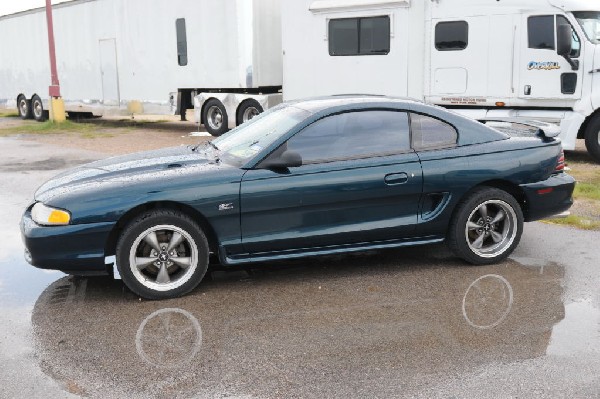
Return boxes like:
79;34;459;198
283;95;509;147
287;95;424;113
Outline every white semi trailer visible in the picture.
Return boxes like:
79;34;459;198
0;0;282;133
281;0;600;162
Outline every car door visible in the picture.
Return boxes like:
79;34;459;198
518;14;583;99
240;110;423;254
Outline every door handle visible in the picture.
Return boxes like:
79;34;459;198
384;172;408;185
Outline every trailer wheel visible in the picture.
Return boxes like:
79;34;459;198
31;95;47;122
584;115;600;163
203;99;228;136
17;95;32;119
236;99;263;126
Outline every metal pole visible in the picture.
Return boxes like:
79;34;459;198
45;0;61;97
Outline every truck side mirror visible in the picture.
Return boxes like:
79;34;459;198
557;24;579;71
557;25;572;56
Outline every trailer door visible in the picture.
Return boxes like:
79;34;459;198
518;15;583;100
99;39;120;107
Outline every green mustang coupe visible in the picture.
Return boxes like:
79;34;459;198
22;96;575;299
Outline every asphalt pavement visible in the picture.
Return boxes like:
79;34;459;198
0;135;598;399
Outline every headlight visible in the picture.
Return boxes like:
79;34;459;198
31;203;71;226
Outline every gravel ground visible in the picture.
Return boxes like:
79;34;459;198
0;114;211;155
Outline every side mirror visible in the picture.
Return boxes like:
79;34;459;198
557;24;579;71
557;24;572;57
260;150;303;169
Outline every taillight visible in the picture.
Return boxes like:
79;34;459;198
554;149;565;173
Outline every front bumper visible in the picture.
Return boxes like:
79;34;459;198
21;211;115;276
520;173;576;222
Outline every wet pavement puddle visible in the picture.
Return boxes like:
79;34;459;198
1;136;599;398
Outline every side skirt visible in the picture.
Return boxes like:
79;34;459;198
219;236;445;266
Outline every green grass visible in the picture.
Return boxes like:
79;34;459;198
574;182;600;201
0;109;19;117
0;120;97;135
80;131;114;139
544;214;600;230
541;155;600;230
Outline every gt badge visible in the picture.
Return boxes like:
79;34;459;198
218;203;234;211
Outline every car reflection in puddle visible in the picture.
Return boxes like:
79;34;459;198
31;248;565;398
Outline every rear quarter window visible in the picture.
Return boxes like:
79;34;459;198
411;114;458;151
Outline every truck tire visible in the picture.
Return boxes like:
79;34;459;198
584;115;600;163
31;95;47;122
203;99;228;136
236;99;263;125
17;95;32;119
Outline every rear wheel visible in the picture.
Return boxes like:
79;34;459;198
448;187;523;265
203;99;228;136
584;115;600;163
236;99;263;125
31;95;47;122
116;210;209;300
17;95;31;119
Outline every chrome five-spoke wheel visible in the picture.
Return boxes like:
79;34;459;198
130;225;198;292
465;200;518;258
116;210;209;299
448;187;524;265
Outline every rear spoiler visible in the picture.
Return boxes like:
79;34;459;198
478;118;561;138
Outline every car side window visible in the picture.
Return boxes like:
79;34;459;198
286;111;411;164
410;113;458;151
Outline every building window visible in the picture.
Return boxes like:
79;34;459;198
435;21;468;51
329;16;390;56
176;18;188;66
528;15;555;50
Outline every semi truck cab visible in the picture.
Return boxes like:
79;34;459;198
434;2;600;162
281;0;600;163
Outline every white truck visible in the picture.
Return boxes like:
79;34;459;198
280;0;600;162
0;0;282;132
4;0;600;162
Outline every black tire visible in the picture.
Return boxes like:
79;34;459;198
116;210;209;300
236;99;264;126
447;187;523;265
31;95;47;122
584;115;600;163
202;98;228;136
17;95;32;119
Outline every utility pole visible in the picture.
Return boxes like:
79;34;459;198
45;0;65;122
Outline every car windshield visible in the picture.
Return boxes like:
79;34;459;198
211;104;311;166
573;11;600;44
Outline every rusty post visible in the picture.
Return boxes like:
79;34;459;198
45;0;61;98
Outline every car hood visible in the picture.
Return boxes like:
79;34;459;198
35;146;217;201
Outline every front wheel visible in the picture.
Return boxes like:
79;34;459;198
447;188;523;265
116;210;209;300
584;116;600;163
